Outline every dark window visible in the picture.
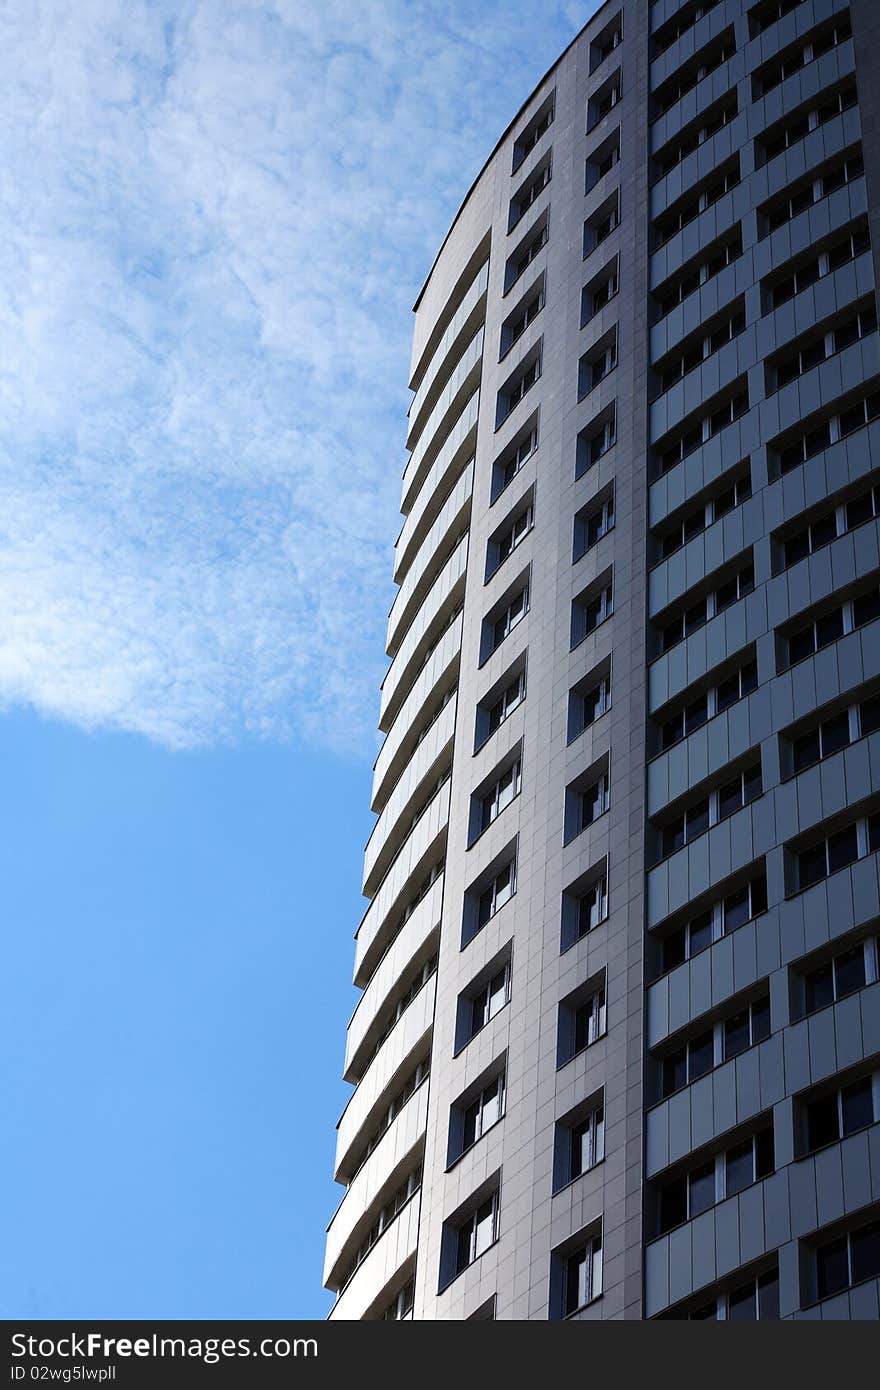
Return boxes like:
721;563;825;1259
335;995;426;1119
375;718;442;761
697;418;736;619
663;1049;688;1097
728;1280;758;1320
461;1074;505;1153
726;1139;756;1197
723;885;752;933
841;1077;874;1137
835;945;868;999
851;1220;880;1286
573;989;606;1054
807;1093;840;1151
454;1192;499;1277
690;1030;714;1081
688;1161;716;1216
828;825;859;874
724;1010;751;1061
817;1236;849;1299
570;1107;604;1180
563;1236;601;1315
576;876;608;938
861;693;880;736
689;911;713;955
486;670;526;738
805;960;835;1015
660;1177;687;1233
470;965;510;1037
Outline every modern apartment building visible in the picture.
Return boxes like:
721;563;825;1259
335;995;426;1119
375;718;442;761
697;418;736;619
323;0;880;1319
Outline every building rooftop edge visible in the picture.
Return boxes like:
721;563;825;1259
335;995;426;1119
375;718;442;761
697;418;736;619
412;0;614;315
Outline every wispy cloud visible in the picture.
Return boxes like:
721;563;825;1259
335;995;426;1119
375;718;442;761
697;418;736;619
0;0;597;754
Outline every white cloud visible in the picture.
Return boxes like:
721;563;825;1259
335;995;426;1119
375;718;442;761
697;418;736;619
0;0;599;755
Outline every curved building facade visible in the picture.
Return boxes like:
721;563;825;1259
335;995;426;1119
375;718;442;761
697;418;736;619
324;0;880;1320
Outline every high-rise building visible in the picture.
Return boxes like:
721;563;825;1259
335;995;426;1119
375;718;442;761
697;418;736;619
323;0;880;1320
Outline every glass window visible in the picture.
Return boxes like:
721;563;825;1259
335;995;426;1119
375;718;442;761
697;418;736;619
807;1093;840;1151
723;885;751;933
751;875;768;916
471;965;510;1037
757;1269;779;1320
578;777;609;833
462;1097;481;1151
817;1235;850;1300
821;711;851;758
789;625;817;665
827;825;859;874
841;1077;874;1137
685;693;709;734
726;1139;755;1197
487;966;508;1018
805;960;835;1014
742;764;761;802
662;929;687;973
564;1237;601;1315
471;1195;497;1262
785;529;811;567
565;1248;588;1315
688;1161;715;1217
574;990;606;1054
719;774;744;821
716;671;740;712
689;910;713;955
663;1048;687;1097
835;945;867;1000
724;1009;751;1061
860;693;880;736
686;799;710;839
799;841;828;888
480;1075;503;1131
850;1220;880;1286
690;1300;719;1320
689;1030;714;1081
847;490;876;530
577;876;608;937
659;1176;686;1234
854;586;880;629
571;1107;604;1180
751;997;771;1044
816;607;844;648
727;1280;758;1320
662;818;685;859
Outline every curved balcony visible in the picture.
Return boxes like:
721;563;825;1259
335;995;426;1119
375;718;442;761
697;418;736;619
363;696;456;898
327;1195;420;1321
324;1083;429;1289
346;883;442;1080
335;973;436;1181
395;394;478;586
400;328;483;517
387;462;473;658
372;617;462;814
354;781;450;983
379;536;467;731
407;261;489;452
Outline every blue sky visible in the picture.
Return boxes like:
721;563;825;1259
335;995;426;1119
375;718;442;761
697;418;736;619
0;0;600;1318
